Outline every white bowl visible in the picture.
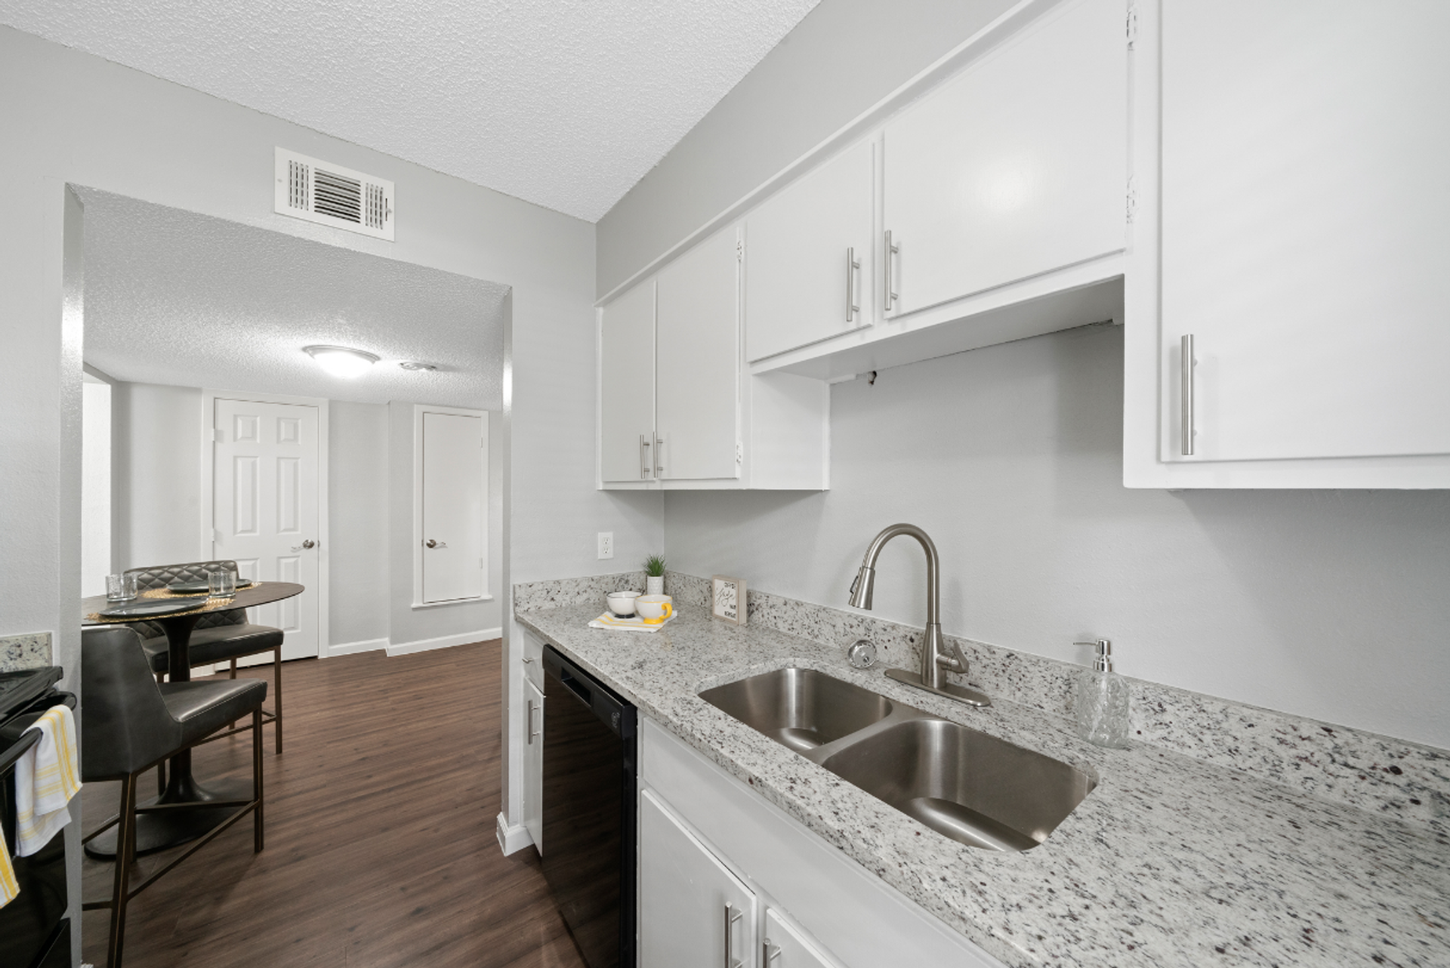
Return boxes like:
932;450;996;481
606;590;642;616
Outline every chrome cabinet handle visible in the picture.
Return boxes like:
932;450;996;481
527;699;541;743
723;903;743;968
884;230;900;312
1180;334;1196;456
640;434;652;480
654;434;664;476
845;246;861;323
764;939;782;964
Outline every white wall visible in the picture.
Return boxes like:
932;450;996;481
80;376;111;595
664;325;1450;748
110;382;204;569
328;401;391;646
595;0;1018;295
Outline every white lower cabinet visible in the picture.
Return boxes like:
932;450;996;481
640;789;757;968
639;718;1008;968
764;907;839;968
522;675;544;851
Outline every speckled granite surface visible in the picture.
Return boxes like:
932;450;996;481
513;571;647;612
0;632;52;672
664;572;1450;829
515;596;1450;968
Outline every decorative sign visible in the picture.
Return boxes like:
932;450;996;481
711;575;747;626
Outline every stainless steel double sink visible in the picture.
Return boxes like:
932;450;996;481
699;668;1095;852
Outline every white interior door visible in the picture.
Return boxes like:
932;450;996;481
213;398;320;660
640;789;757;968
420;410;486;604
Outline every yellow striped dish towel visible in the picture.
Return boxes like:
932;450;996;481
16;705;81;857
1;825;17;908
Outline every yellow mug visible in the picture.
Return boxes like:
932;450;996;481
637;595;673;623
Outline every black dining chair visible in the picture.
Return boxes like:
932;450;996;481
80;625;266;968
124;560;285;759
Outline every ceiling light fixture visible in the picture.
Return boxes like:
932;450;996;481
398;361;438;372
303;345;380;379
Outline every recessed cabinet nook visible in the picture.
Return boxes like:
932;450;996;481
598;0;1450;491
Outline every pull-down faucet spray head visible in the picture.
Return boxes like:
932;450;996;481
848;565;875;609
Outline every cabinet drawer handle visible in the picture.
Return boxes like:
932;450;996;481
655;434;664;476
845;246;861;323
527;699;541;744
724;903;743;968
1180;334;1196;456
640;434;652;479
884;230;900;313
764;939;782;964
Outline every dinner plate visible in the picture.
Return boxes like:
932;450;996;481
100;597;210;619
166;579;255;594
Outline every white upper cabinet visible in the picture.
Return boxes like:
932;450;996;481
745;139;875;363
882;0;1127;317
1124;0;1450;486
599;280;656;483
656;229;741;481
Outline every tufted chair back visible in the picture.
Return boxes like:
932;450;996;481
123;560;249;639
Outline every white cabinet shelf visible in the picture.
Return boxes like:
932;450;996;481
1123;0;1450;487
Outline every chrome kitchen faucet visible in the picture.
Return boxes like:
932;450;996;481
849;524;991;707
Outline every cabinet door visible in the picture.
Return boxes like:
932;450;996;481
764;908;838;968
522;676;544;851
656;230;740;480
600;280;656;483
640;789;756;968
745;141;874;362
1160;0;1450;462
883;0;1126;316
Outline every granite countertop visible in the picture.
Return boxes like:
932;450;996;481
517;603;1450;968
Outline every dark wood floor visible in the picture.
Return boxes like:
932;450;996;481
81;641;588;968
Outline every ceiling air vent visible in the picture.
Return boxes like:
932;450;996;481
274;148;394;241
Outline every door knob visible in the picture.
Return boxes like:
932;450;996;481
424;538;447;549
301;539;316;549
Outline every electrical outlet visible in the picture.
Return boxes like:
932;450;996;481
597;532;614;560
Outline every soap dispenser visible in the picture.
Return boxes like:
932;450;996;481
1074;638;1130;748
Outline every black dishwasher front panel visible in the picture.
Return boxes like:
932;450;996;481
540;646;636;968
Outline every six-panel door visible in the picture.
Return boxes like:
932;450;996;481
212;398;320;660
882;0;1126;317
640;789;757;968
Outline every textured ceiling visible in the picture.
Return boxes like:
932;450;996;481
81;189;507;408
0;0;820;221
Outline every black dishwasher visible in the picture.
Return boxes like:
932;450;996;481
541;646;636;968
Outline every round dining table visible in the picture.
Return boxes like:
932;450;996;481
81;580;304;857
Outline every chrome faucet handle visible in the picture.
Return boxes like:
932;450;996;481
936;637;969;674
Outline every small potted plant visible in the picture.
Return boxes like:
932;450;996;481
644;554;666;596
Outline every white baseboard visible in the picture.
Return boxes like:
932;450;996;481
325;637;389;657
386;627;501;657
495;811;533;856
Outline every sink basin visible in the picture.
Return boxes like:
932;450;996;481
820;718;1095;851
699;668;894;753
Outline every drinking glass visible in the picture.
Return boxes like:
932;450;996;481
106;574;137;602
208;569;236;599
